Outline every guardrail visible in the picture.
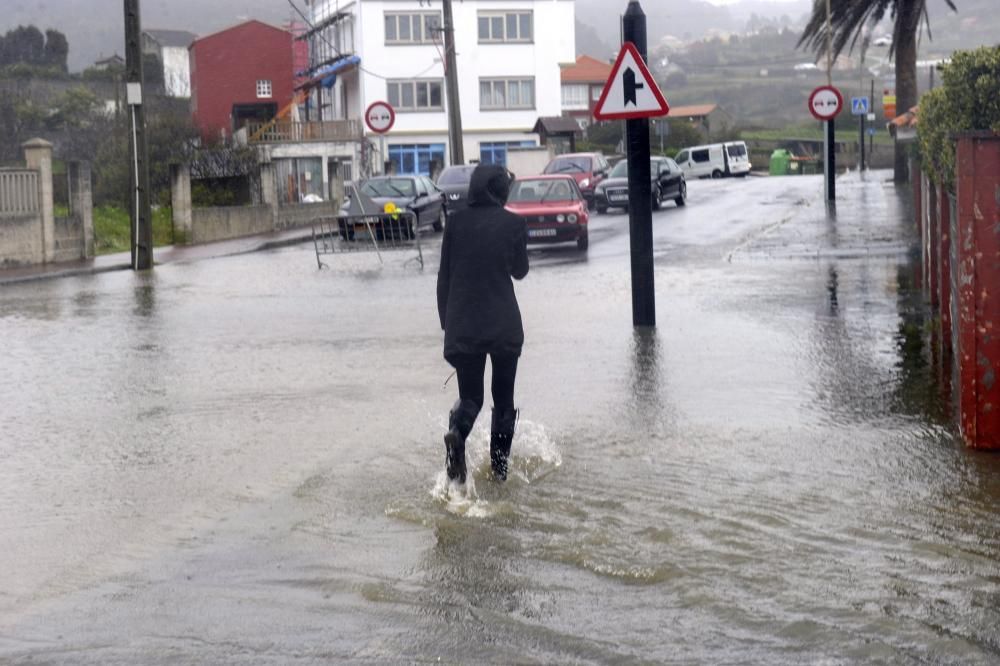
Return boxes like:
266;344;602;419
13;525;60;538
0;169;39;216
245;119;362;144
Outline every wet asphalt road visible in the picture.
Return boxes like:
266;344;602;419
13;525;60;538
2;172;999;664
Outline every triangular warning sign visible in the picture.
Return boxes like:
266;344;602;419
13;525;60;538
593;42;670;121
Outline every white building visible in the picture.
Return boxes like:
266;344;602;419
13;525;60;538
302;0;576;176
142;29;197;98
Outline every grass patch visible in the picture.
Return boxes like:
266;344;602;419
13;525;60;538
743;126;894;146
93;206;174;255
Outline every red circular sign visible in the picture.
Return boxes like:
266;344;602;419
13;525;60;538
808;85;844;121
365;101;395;134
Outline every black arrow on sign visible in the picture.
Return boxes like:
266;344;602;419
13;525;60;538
623;67;644;107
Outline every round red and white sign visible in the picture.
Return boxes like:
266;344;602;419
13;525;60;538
808;85;844;121
365;101;395;134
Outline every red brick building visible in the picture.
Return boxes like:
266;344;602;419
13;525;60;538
189;20;294;143
560;55;613;129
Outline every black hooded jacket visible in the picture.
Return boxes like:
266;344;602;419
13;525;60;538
437;164;529;362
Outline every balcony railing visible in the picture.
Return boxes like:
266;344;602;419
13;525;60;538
245;119;363;144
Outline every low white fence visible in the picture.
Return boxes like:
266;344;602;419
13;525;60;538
0;169;39;216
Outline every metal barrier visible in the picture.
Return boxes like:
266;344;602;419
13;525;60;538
311;183;423;269
0;169;39;216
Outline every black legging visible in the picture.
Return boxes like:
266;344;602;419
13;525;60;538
452;353;519;413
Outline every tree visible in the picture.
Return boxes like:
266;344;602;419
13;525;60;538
0;26;45;66
43;29;69;72
798;0;958;182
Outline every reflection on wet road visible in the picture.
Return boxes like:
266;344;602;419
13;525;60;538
1;173;999;663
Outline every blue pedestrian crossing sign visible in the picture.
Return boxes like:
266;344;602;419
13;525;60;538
851;96;870;116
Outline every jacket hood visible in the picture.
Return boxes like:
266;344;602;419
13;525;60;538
467;164;513;208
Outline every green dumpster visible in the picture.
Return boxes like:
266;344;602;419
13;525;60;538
769;149;791;176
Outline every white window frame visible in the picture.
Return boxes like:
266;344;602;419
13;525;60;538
256;79;273;98
387;79;444;112
477;11;533;43
561;84;588;110
480;77;535;111
385;11;441;45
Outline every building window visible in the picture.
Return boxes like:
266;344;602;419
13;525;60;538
387;79;444;112
275;157;323;203
479;140;536;167
388;144;446;176
478;11;532;43
385;12;441;45
591;85;602;101
480;78;535;110
256;80;273;98
561;84;588;109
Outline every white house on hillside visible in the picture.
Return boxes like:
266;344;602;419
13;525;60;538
142;29;197;98
301;0;575;176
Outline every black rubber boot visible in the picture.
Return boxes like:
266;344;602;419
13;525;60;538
444;399;480;484
490;407;518;481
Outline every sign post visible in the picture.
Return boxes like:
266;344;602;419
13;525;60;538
851;96;869;170
594;1;670;328
809;85;843;202
365;101;395;175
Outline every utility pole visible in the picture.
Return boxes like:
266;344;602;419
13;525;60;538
124;0;153;270
441;0;464;166
623;0;655;327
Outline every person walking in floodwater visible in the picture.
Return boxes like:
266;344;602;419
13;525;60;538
437;164;529;484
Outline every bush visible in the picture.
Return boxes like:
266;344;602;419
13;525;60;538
92;205;174;255
918;46;1000;189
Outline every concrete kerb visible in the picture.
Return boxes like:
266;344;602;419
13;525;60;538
0;227;317;286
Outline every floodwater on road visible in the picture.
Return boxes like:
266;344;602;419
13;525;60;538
1;173;999;664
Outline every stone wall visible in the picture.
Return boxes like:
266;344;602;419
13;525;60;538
0;214;45;268
173;162;336;244
191;205;275;244
276;202;336;229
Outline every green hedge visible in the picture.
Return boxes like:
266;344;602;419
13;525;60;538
918;46;1000;190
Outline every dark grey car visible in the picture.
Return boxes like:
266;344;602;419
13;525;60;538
343;176;448;231
435;165;477;219
593;157;687;213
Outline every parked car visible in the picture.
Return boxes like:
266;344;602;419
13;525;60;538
505;175;590;251
674;141;751;179
593;156;687;213
435;165;477;218
342;175;447;231
541;152;610;208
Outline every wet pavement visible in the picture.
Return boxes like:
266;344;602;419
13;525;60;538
2;171;1000;664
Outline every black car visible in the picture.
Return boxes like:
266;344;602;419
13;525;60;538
435;165;477;218
343;175;448;231
593;157;687;213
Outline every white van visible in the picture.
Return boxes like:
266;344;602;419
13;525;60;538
674;141;751;178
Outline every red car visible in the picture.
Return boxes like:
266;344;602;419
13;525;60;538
505;175;590;251
542;152;610;209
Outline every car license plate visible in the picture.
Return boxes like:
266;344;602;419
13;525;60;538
609;191;629;202
529;229;557;238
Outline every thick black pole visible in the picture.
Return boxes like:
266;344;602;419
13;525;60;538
125;0;153;270
623;0;655;328
825;119;836;200
869;79;875;160
859;107;866;171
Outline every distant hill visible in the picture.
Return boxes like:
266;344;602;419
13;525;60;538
1;0;291;72
2;0;995;73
